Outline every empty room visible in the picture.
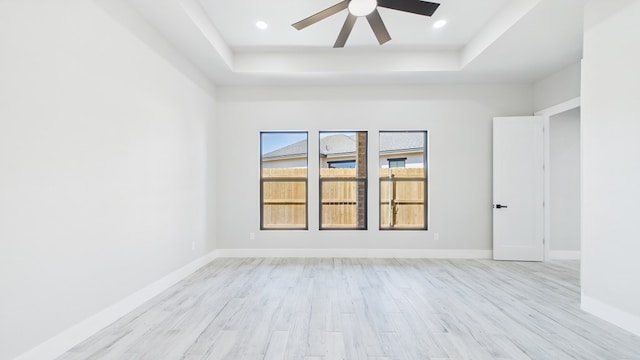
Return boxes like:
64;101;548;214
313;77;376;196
2;0;640;359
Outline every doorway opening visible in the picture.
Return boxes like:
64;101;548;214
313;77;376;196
537;98;581;261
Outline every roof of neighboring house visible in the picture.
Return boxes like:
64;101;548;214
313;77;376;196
379;132;424;154
261;138;309;160
318;134;357;157
262;133;424;161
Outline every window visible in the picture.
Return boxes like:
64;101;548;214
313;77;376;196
319;131;367;230
379;131;427;230
328;160;356;168
388;158;406;168
260;132;308;230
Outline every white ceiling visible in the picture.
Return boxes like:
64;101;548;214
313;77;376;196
129;0;588;85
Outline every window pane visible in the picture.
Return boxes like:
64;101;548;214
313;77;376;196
260;132;308;230
388;158;406;168
261;132;308;177
380;179;425;229
262;181;307;229
320;180;359;228
379;131;427;230
328;160;356;168
320;131;367;230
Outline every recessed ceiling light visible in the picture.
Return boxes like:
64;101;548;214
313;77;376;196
433;19;447;29
256;21;268;30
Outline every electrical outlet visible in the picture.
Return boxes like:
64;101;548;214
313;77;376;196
249;232;255;240
433;233;440;241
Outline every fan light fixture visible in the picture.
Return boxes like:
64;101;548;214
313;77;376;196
348;0;377;17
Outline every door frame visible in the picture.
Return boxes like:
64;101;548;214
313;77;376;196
534;96;581;261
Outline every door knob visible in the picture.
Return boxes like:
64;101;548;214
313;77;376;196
495;204;508;209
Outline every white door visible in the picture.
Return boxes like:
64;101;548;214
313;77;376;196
493;116;544;261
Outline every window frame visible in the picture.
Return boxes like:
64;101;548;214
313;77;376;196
319;131;368;231
379;131;428;231
260;131;309;230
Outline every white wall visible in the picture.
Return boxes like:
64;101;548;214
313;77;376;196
0;1;216;359
215;85;533;253
533;61;581;112
549;108;581;251
581;0;640;335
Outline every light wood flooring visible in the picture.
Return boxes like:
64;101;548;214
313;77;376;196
59;258;640;360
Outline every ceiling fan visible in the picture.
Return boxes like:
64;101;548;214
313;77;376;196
292;0;440;48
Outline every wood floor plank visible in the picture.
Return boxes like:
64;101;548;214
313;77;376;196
58;258;640;360
263;330;289;360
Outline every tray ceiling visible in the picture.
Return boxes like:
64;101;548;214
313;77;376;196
128;0;588;85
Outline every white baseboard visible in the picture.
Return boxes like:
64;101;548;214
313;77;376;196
14;251;218;360
549;250;581;260
582;294;640;337
216;248;492;259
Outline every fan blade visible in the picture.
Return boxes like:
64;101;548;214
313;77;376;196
292;0;349;30
366;9;391;45
334;14;357;48
377;0;440;16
